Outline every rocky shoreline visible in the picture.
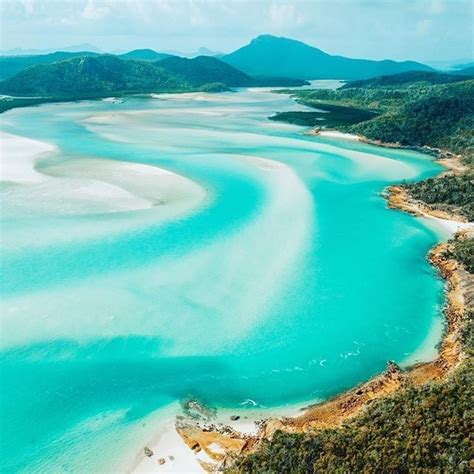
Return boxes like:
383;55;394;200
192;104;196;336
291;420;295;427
171;135;473;472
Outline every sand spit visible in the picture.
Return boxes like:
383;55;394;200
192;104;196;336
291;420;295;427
0;132;206;218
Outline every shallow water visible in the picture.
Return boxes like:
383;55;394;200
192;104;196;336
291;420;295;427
0;89;445;472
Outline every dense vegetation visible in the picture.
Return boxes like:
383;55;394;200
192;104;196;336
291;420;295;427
231;359;473;473
0;49;172;81
118;49;171;61
350;81;474;157
404;174;474;221
449;237;474;273
0;55;190;96
230;235;474;473
222;35;432;80
340;70;474;89
157;55;254;87
0;51;99;81
269;103;377;128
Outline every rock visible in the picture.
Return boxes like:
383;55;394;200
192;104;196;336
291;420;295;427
230;415;240;421
158;458;166;465
169;455;175;461
263;418;284;439
144;446;154;457
386;360;402;377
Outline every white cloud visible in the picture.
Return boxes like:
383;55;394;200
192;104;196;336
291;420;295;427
268;3;304;30
416;19;432;35
429;0;446;14
20;0;35;15
82;0;110;20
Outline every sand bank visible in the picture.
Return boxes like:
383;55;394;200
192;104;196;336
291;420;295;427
0;132;206;219
0;131;55;183
316;130;360;140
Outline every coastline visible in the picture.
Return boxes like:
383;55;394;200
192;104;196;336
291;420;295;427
161;131;473;472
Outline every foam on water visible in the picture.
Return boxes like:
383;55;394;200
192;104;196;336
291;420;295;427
0;89;445;472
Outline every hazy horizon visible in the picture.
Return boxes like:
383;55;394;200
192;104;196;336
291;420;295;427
1;0;473;64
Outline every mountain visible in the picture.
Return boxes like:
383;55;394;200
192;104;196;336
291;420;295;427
0;51;100;81
119;49;172;61
163;46;223;58
196;47;223;57
341;70;474;89
222;35;433;80
158;56;307;87
0;49;171;82
0;48;46;56
453;66;474;76
452;61;474;70
0;54;304;99
157;55;254;87
0;44;100;56
0;55;188;96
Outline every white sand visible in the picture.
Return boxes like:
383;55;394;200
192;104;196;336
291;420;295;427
428;217;473;236
318;130;360;140
0;132;206;218
0;131;55;183
132;421;203;473
421;216;474;243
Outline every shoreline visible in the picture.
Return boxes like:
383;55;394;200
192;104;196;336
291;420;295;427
162;131;473;472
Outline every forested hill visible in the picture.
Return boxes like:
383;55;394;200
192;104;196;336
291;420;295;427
222;35;433;80
272;74;474;160
341;70;474;89
0;51;100;81
0;54;306;100
157;55;254;87
0;55;189;96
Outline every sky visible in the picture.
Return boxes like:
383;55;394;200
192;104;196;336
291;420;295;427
1;0;473;63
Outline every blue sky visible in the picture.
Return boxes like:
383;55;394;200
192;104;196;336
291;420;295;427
1;0;473;62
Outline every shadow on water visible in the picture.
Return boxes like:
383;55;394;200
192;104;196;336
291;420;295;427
0;335;261;471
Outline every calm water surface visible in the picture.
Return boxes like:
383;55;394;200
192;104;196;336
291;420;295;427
0;89;445;472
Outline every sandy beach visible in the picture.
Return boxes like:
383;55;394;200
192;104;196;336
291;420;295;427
317;130;360;140
0;131;206;219
0;131;56;183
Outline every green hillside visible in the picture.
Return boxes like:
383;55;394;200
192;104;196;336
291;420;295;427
222;35;433;80
0;51;99;81
0;55;188;96
341;70;473;89
158;56;307;87
158;55;254;87
118;49;172;61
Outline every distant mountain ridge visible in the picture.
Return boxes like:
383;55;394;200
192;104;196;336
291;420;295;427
222;35;433;80
0;54;306;98
0;49;173;81
118;49;172;61
1;36;436;83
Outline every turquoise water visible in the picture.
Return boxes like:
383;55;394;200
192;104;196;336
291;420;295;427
0;89;445;472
